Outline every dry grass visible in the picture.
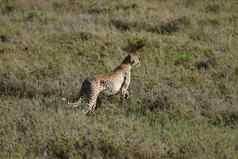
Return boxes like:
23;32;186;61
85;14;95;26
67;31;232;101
0;0;238;158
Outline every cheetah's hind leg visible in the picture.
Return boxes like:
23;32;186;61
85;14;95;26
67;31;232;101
84;104;96;115
120;89;129;105
84;92;99;115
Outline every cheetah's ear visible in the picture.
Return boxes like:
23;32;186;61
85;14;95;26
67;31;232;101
129;54;135;64
128;53;139;64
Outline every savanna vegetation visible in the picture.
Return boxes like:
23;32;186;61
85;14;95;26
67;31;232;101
0;0;238;158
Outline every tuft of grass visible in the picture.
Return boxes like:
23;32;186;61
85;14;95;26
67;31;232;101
174;52;193;66
0;0;238;158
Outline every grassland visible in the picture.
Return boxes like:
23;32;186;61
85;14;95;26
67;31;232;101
0;0;238;158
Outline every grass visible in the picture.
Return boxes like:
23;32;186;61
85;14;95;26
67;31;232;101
0;0;238;158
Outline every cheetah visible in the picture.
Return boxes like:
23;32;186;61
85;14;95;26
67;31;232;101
67;53;140;114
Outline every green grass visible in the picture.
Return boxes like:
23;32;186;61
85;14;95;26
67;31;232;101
0;0;238;158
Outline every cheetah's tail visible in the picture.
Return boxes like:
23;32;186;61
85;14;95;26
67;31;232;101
61;97;82;108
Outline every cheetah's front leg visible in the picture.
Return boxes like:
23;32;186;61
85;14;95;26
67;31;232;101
120;89;129;106
121;72;130;101
121;89;129;99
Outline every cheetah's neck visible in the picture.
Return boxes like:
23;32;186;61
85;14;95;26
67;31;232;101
113;63;131;73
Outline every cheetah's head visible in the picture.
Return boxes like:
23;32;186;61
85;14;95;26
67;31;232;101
123;54;140;67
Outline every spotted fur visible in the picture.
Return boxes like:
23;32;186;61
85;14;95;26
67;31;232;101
69;53;140;114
